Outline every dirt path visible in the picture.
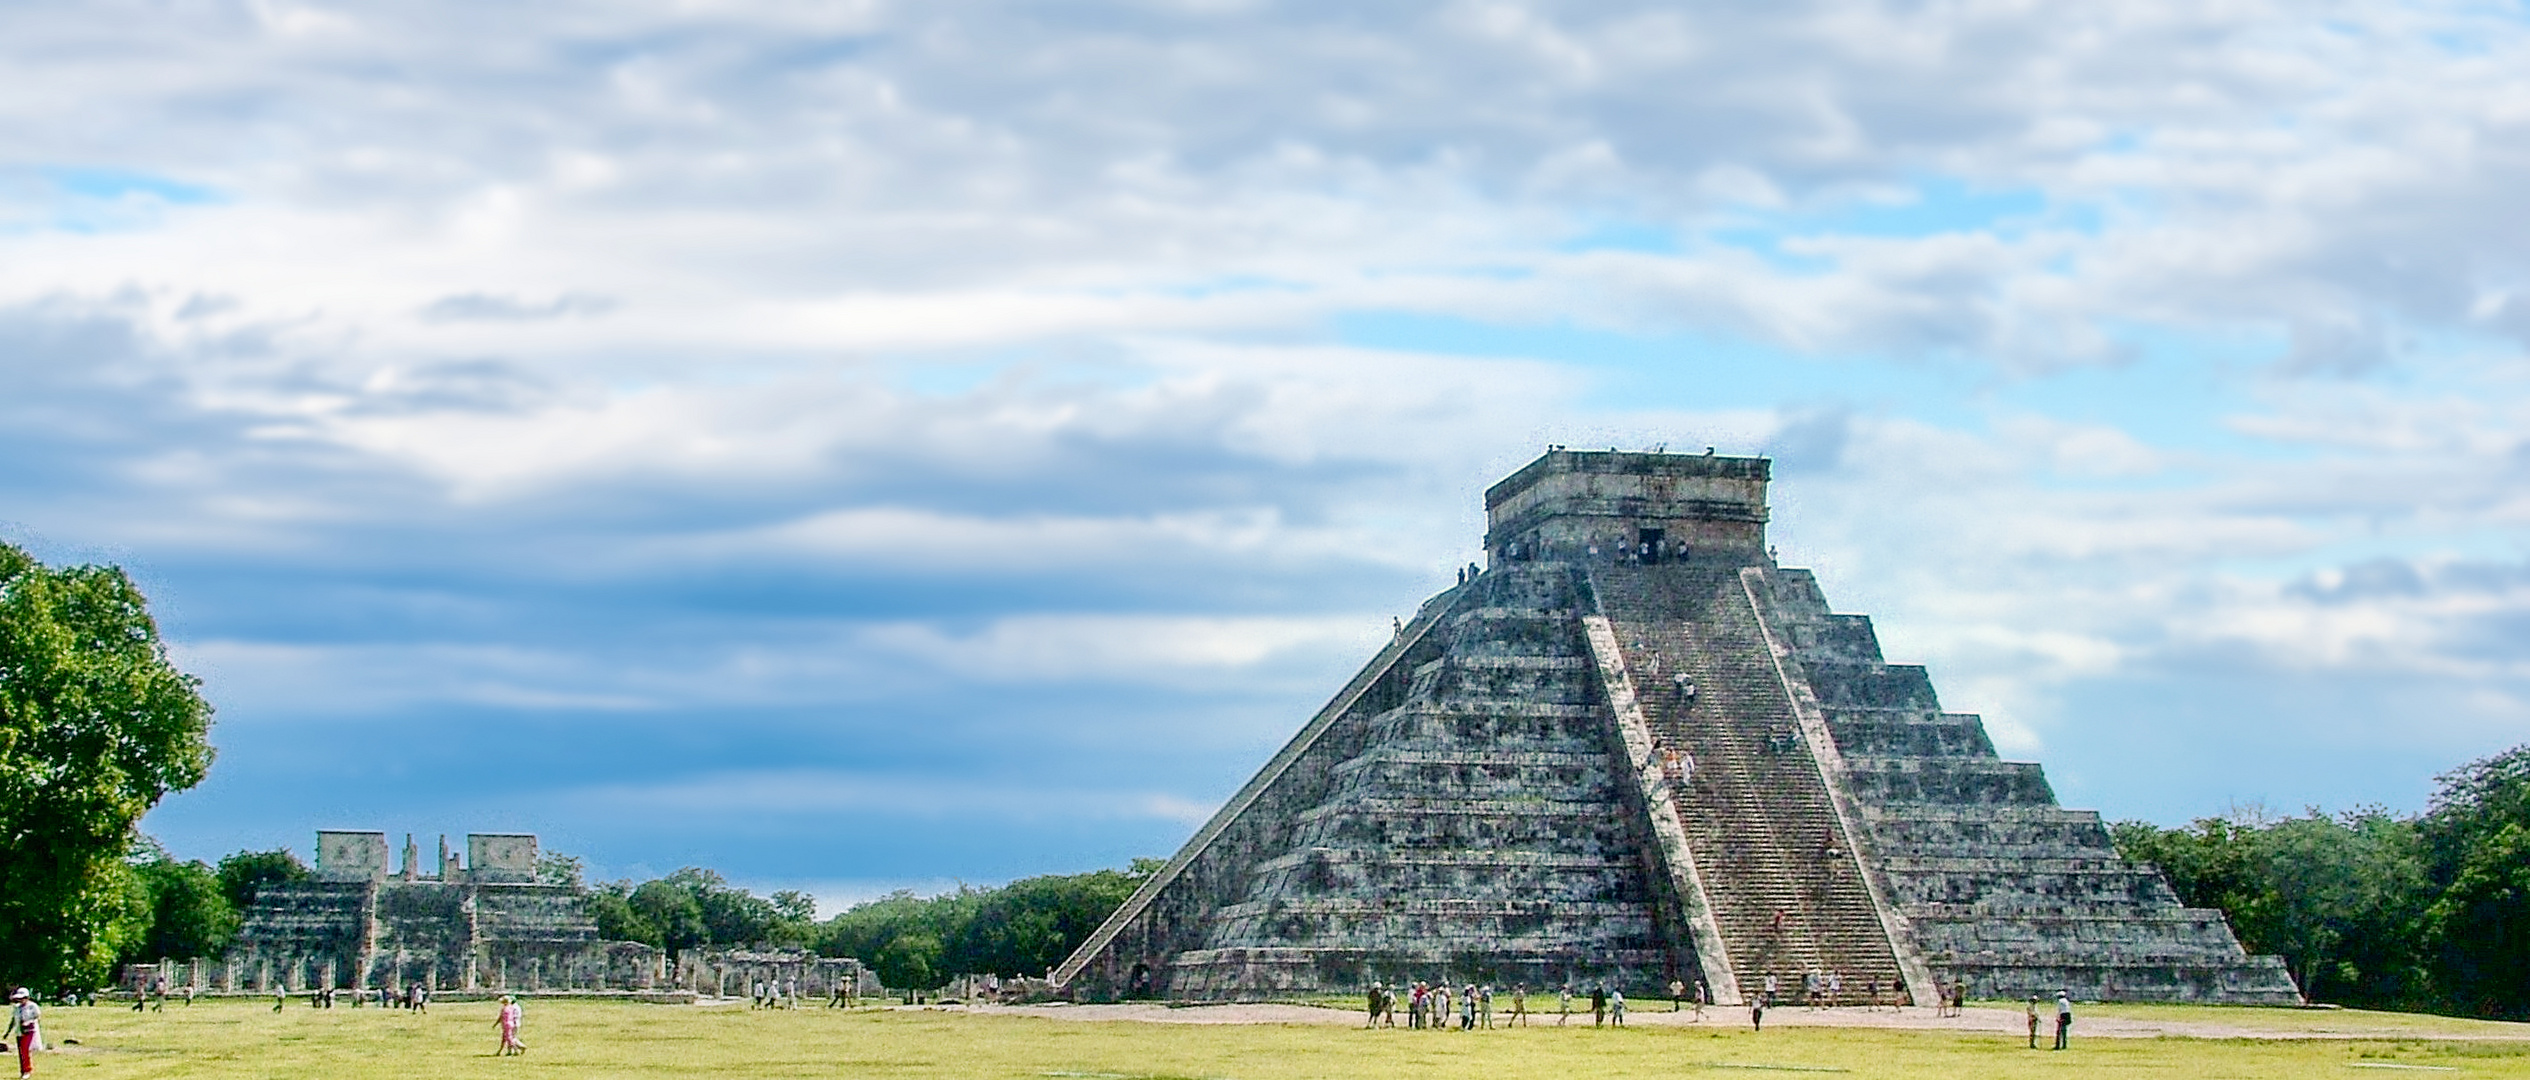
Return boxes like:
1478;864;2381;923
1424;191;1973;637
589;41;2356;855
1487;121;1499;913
936;1001;2530;1042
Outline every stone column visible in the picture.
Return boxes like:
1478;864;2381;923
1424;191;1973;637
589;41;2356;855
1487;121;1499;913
356;880;381;991
462;888;482;990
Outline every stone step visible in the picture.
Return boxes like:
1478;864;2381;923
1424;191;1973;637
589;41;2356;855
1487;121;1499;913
1589;563;1907;991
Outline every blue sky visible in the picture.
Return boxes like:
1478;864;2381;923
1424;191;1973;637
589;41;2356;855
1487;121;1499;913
6;0;2530;908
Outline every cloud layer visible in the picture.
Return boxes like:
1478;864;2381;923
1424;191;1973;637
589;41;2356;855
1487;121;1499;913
4;0;2526;894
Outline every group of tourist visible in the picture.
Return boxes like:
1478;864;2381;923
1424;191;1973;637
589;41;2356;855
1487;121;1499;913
1777;969;1899;1011
123;979;192;1012
749;980;804;1009
272;983;432;1012
1739;971;1946;1033
1366;982;1659;1030
2030;991;2072;1050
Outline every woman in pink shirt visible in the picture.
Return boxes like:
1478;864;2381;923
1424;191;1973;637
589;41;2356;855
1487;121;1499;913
494;995;525;1055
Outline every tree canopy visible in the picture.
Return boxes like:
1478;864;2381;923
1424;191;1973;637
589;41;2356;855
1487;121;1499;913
0;542;215;993
2114;742;2530;1019
819;859;1159;989
584;858;1156;989
214;848;308;914
590;867;809;959
127;842;241;966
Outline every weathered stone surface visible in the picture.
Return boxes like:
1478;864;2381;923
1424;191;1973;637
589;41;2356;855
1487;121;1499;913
1055;450;2299;1005
227;831;662;993
1750;569;2300;1003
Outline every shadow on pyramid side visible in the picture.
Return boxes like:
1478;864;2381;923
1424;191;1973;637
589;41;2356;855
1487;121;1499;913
1053;449;2300;1005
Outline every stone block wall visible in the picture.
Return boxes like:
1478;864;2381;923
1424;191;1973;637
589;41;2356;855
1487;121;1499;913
225;831;664;993
1748;568;2301;1003
1061;566;1683;999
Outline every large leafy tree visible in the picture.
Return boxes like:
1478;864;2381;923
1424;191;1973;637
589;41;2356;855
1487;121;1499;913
818;859;1160;988
214;848;307;913
628;879;708;958
125;843;241;966
2420;745;2530;1018
586;880;662;947
0;543;215;993
2114;810;2431;1010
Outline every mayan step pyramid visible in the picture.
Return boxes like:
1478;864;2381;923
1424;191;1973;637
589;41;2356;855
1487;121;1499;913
1053;450;2299;1005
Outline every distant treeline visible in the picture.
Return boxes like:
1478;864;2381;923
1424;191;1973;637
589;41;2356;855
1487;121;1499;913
2112;742;2530;1019
587;859;1161;990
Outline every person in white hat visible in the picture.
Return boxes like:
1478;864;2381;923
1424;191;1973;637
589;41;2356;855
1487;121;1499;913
10;988;40;1079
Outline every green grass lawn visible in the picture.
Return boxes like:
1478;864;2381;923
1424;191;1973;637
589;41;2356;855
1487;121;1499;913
25;998;2530;1079
2055;1001;2530;1039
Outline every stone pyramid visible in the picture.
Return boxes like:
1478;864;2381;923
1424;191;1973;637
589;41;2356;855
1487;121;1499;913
1053;450;2299;1004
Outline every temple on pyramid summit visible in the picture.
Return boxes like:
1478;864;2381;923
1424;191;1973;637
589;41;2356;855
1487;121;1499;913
1052;449;2300;1005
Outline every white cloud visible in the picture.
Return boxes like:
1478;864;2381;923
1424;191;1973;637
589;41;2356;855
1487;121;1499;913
16;0;2530;873
0;1;2522;382
553;768;1216;826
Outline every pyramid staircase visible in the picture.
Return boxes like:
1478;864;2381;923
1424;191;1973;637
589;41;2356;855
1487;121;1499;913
1588;563;1915;1002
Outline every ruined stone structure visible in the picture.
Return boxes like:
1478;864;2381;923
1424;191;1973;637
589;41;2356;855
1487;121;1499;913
679;948;877;1002
227;831;662;994
1054;450;2300;1005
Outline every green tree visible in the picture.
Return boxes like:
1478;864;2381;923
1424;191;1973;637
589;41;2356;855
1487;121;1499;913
586;880;660;947
815;860;1158;988
214;848;308;913
125;844;241;966
955;867;1147;978
663;868;782;947
630;879;707;958
875;930;943;991
0;543;216;993
2420;745;2530;1018
2114;808;2431;1009
537;852;586;888
820;889;970;988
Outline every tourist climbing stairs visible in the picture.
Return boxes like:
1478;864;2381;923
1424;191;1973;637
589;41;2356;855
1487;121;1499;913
1589;564;1906;1003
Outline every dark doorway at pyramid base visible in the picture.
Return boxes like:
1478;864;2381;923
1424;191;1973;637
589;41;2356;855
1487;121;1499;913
1055;450;2301;1005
